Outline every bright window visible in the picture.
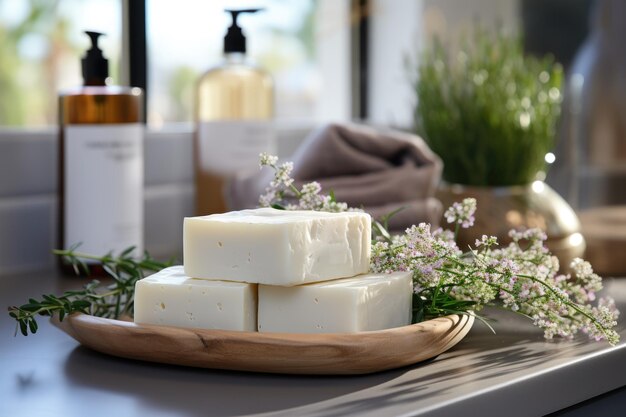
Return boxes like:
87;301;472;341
146;0;350;127
0;0;349;128
0;0;122;126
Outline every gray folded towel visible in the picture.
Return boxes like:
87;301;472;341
227;123;443;231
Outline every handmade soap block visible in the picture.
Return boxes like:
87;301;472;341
183;208;371;286
257;272;413;333
134;266;257;331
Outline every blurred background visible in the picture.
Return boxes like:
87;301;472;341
1;0;625;274
0;0;592;127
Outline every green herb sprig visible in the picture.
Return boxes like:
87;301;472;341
7;245;172;336
412;29;563;186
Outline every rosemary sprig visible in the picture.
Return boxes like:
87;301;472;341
7;246;172;336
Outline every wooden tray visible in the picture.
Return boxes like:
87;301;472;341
53;313;474;375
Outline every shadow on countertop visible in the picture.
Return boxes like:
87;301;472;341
63;346;407;417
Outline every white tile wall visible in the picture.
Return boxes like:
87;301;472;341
0;125;311;275
0;130;57;197
0;194;57;274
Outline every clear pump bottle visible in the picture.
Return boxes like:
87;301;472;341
58;31;144;274
195;9;274;215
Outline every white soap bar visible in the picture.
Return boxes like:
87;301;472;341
134;266;257;331
183;208;371;286
257;272;413;333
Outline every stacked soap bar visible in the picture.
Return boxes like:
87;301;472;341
258;272;412;333
134;208;413;333
134;266;257;331
183;208;371;286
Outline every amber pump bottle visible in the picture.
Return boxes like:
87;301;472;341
195;8;275;215
58;31;144;274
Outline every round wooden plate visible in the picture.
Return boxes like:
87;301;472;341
52;313;474;375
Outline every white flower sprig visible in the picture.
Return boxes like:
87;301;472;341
259;152;351;212
259;153;620;345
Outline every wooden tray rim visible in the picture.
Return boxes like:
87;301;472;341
53;312;475;375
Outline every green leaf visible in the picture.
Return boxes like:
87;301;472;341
372;220;392;243
28;319;37;334
77;259;90;275
19;303;41;312
271;204;286;210
72;300;91;310
102;264;120;281
378;206;406;230
19;320;28;336
42;294;58;304
470;313;496;334
120;246;137;258
69;242;83;252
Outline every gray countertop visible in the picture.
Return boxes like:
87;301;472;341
1;270;625;417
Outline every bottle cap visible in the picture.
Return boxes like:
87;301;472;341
82;31;108;85
224;9;263;54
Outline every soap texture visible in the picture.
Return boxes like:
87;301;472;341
134;266;257;331
258;272;412;333
183;208;371;286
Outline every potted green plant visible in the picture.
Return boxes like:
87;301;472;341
413;30;584;266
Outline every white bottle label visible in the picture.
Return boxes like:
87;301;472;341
64;124;144;261
198;120;276;175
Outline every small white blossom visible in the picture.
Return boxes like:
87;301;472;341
270;162;294;189
444;198;477;228
259;152;278;167
258;189;277;207
301;181;322;196
475;235;498;248
257;154;351;214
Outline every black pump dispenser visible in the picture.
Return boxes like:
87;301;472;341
223;9;262;54
82;31;108;85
